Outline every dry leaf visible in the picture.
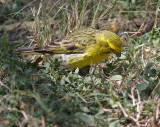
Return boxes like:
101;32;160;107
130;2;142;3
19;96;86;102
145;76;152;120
0;18;56;31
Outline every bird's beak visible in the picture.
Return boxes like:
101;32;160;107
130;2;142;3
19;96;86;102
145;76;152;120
115;52;121;57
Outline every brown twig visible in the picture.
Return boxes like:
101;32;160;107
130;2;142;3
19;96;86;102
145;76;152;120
130;23;144;38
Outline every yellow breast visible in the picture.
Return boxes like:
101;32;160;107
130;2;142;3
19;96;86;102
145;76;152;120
65;44;111;68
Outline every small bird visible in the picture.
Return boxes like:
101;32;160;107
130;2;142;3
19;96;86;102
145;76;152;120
15;29;123;68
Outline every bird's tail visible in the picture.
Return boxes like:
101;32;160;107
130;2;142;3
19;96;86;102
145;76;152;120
14;46;51;55
14;44;67;55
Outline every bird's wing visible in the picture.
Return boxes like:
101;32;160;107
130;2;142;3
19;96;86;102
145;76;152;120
42;30;97;54
39;36;86;54
15;29;97;54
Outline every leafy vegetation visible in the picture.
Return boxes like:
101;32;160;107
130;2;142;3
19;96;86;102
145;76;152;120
0;0;160;126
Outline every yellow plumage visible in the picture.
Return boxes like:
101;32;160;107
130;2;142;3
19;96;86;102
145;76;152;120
15;29;123;68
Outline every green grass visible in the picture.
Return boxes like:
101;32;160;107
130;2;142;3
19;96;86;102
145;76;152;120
0;0;160;126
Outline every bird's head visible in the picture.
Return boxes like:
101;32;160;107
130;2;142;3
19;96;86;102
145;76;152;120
96;30;123;57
